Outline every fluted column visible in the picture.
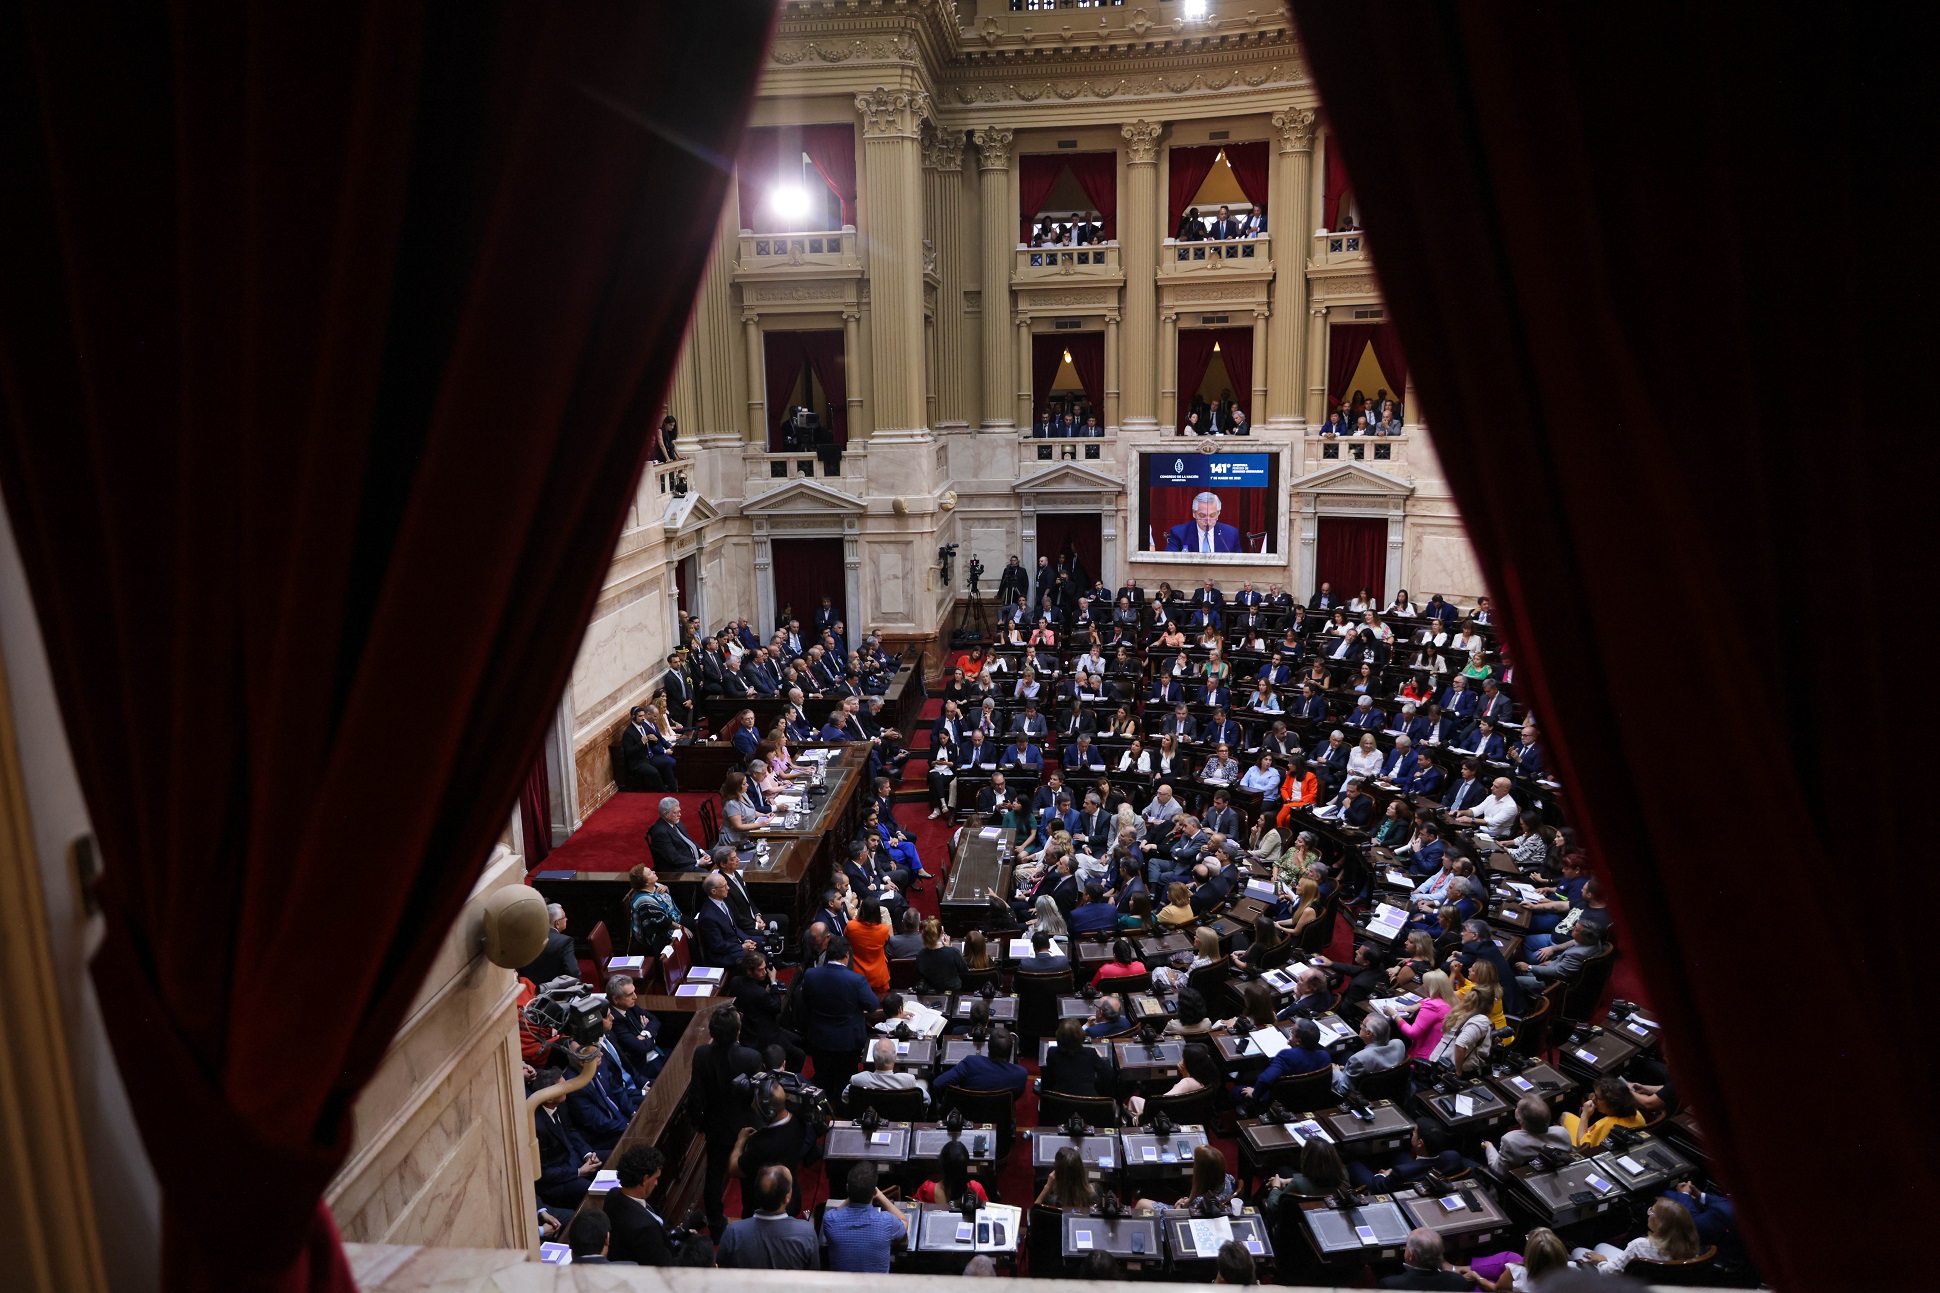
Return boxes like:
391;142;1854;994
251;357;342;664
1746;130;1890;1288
743;313;766;444
923;129;973;429
973;126;1016;432
1119;121;1164;432
1015;314;1033;430
1104;311;1122;431
1158;311;1179;429
1267;108;1317;431
856;88;932;438
1305;300;1330;426
842;308;863;440
1251;308;1270;418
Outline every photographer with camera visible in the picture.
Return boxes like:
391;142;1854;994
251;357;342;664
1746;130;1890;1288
727;950;803;1072
728;1074;814;1220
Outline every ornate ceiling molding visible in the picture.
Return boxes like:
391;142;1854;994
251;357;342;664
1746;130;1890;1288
944;62;1298;108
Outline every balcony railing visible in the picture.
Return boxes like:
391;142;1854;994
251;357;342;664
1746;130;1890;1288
1305;430;1411;471
1014;242;1121;278
736;226;859;271
1016;430;1117;474
1159;234;1271;272
1310;227;1369;269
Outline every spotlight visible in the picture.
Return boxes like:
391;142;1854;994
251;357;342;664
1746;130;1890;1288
1182;0;1209;19
770;185;812;220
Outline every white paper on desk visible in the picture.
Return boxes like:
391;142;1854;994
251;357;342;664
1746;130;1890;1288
771;796;802;811
588;1170;619;1194
1316;1015;1355;1045
1187;1217;1234;1254
1291;1119;1332;1145
1261;968;1295;993
1247;1027;1290;1058
1453;1094;1475;1117
686;966;725;982
1617;1155;1645;1175
977;1204;1021;1252
980;827;1000;840
800;748;833;763
673;984;714;997
1509;882;1542;901
1073;1230;1094;1250
1384;869;1411;887
1008;936;1063;959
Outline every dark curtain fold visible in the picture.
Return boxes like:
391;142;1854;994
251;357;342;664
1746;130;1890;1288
1174;328;1220;431
769;537;844;631
1066;332;1106;417
763;330;807;450
800;123;858;228
1017;153;1065;243
1063;151;1119;239
1030;332;1066;425
1366;321;1408;405
1322;129;1353;228
0;2;777;1290
1314;517;1387;603
1223;140;1271;213
1034;514;1101;592
798;328;848;447
1217;327;1254;417
518;760;552;866
1326;322;1376;406
1167;144;1223;234
1290;3;1938;1288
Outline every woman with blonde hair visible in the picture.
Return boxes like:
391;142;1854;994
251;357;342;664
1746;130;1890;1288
1461;1227;1572;1290
1284;876;1322;942
1574;1197;1700;1273
1156;881;1197;928
1430;980;1497;1074
1028;893;1068;938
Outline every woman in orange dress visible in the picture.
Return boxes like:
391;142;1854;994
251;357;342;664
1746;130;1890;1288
845;896;893;996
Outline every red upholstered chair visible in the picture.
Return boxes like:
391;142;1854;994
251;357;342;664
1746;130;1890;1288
588;921;614;979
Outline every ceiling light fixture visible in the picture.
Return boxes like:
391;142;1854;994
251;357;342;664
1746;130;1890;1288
770;184;812;220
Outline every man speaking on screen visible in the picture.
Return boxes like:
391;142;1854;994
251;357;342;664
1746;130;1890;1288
1166;490;1242;554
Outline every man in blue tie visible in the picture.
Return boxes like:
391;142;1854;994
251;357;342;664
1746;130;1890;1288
1166;492;1242;554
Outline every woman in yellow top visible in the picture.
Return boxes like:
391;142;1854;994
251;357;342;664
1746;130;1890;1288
1563;1076;1648;1147
1156;881;1197;928
1454;957;1511;1038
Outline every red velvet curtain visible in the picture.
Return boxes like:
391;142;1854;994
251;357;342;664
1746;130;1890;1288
1063;151;1119;239
1018;153;1065;242
1314;517;1386;603
769;537;844;630
1030;332;1066;424
1326;321;1406;406
801;123;858;227
764;330;808;449
1174;328;1220;431
1167;145;1223;234
1216;327;1254;418
1323;129;1353;228
1290;3;1937;1287
1035;514;1101;585
519;760;552;866
1066;332;1106;417
0;3;776;1289
798;329;848;447
1223;140;1271;212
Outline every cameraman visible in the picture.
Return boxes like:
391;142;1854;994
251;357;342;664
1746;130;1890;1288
728;1074;814;1219
727;950;803;1071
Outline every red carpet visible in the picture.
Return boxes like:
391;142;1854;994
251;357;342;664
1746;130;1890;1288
532;790;717;876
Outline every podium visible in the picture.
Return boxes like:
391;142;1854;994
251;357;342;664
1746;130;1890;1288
1033;1129;1122;1181
1316;1100;1417;1158
1591;1132;1697;1197
1120;1126;1210;1181
1412;1078;1514;1142
909;1122;1002;1168
1557;1027;1641;1083
824;1120;911;1166
1489;1062;1574;1113
1113;1039;1185;1081
1500;1155;1628;1227
1237;1115;1339;1177
906;1201;1022;1268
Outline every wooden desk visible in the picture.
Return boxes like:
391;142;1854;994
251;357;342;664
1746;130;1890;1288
941;822;1014;936
661;836;817;937
1395;1181;1513;1254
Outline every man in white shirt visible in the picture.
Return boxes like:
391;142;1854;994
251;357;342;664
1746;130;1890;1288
1141;784;1183;842
846;1038;929;1110
1458;777;1522;839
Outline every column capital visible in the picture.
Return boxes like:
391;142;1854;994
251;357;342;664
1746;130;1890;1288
742;311;761;326
842;307;861;322
922;127;966;173
972;125;1015;171
1271;107;1319;154
1121;120;1164;164
855;87;932;139
1254;307;1271;320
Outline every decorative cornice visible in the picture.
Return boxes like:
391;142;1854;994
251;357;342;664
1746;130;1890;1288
855;86;932;138
946;63;1299;108
1272;106;1318;153
922;127;965;173
971;125;1015;171
1121;120;1164;165
772;33;919;65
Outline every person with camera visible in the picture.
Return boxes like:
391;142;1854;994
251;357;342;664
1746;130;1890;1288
605;1145;677;1266
729;1074;814;1220
690;1007;764;1242
727;950;804;1072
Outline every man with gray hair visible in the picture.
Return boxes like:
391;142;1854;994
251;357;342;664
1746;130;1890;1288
1166;490;1241;554
518;901;581;985
1382;1228;1465;1289
845;1037;929;1110
696;872;757;967
647;794;707;875
1482;1095;1575;1170
1335;1011;1408;1094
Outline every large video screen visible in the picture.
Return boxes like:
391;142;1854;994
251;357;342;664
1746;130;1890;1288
1138;451;1280;556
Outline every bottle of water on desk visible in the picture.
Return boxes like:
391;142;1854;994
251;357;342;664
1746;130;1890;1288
787;805;799;829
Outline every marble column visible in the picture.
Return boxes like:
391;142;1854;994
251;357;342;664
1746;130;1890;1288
973;126;1016;432
1403;370;1422;434
1015;314;1033;430
743;313;766;445
1119;121;1164;432
1305;301;1330;426
1267;108;1317;431
856;88;931;439
1158;312;1179;429
1104;312;1122;431
923;129;973;429
842;308;864;441
1251;308;1270;418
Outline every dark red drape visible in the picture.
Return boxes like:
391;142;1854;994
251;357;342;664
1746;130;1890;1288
770;537;844;630
737;123;855;233
518;760;552;866
800;123;858;228
1223;140;1271;213
0;2;776;1290
1174;328;1220;431
1017;152;1065;243
763;328;847;449
1326;321;1407;406
1066;332;1106;417
1323;128;1353;228
1216;327;1254;417
1063;151;1119;239
798;328;849;447
1167;145;1223;234
1291;3;1938;1288
1314;516;1386;603
1034;513;1101;587
1030;332;1066;424
764;331;807;448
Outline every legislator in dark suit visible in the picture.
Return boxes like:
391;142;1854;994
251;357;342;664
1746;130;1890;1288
605;1190;677;1266
520;928;580;987
648;817;707;877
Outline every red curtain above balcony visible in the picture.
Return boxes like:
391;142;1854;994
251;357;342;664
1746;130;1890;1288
1326;321;1408;408
1067;332;1105;417
1168;145;1223;235
763;329;847;449
1018;153;1065;243
1323;130;1354;229
1018;152;1119;241
1063;152;1118;239
737;123;856;232
1224;140;1271;214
